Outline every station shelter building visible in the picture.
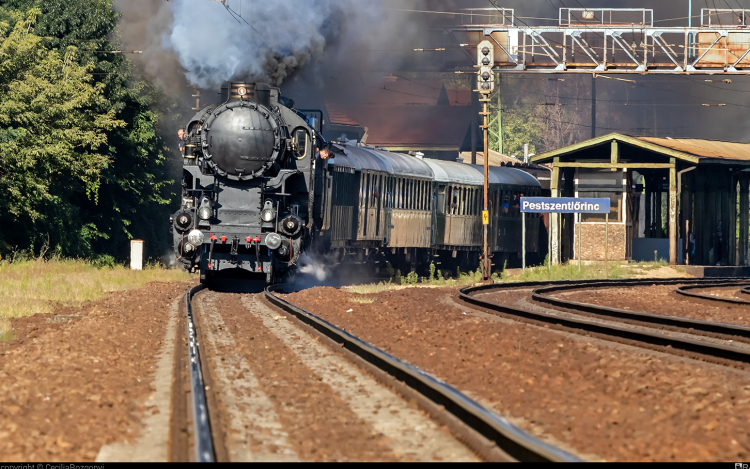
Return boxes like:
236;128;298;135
531;133;750;267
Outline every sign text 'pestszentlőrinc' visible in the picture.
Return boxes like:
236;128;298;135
520;197;611;214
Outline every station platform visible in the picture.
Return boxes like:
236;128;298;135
682;265;750;278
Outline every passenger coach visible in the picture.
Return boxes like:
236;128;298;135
312;142;543;274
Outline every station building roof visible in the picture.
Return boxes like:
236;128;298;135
532;133;750;166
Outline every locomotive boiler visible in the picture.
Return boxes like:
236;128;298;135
171;82;319;284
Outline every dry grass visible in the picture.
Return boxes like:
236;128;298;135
0;318;14;341
349;296;376;304
0;259;192;319
344;282;402;295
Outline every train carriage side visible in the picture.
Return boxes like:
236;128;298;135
366;149;434;249
422;159;485;250
479;165;542;257
322;144;434;261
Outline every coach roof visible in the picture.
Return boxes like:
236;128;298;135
330;143;434;179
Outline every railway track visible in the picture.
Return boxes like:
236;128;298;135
179;284;582;462
460;277;750;368
675;281;750;305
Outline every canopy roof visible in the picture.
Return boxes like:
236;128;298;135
532;133;750;166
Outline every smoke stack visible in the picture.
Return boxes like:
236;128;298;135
221;82;272;108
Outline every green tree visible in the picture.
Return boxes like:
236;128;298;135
501;106;541;157
0;1;180;260
0;9;123;254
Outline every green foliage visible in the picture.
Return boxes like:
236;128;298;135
0;9;123;254
90;254;117;269
394;269;402;285
501;261;634;283
386;262;395;283
0;1;180;260
500;107;541;157
406;271;418;285
429;262;436;282
437;269;445;285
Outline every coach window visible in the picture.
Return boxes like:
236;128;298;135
396;178;401;209
459;187;464;215
402;179;407;210
406;179;411;210
459;187;465;215
398;178;406;209
410;179;415;210
448;186;455;214
407;179;412;210
365;173;372;210
418;180;423;210
362;173;367;209
389;177;395;209
412;180;416;210
437;185;446;214
402;178;406;209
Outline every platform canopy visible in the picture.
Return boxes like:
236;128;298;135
532;133;750;168
530;133;750;268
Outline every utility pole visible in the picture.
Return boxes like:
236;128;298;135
470;75;478;165
497;73;503;154
478;41;494;280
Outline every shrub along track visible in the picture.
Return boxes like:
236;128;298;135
461;277;750;369
176;284;581;462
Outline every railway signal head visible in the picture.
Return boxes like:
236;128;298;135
477;40;494;95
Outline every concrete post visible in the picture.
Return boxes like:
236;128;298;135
669;160;677;265
740;176;749;265
550;159;561;266
130;240;144;270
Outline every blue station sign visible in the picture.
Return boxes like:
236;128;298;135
520;197;610;214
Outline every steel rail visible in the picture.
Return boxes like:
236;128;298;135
185;284;214;462
531;278;750;339
265;284;581;463
675;282;750;305
459;278;750;365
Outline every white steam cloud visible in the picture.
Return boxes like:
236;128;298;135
164;0;381;88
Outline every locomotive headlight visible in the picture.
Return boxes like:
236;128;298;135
187;229;205;246
198;206;212;220
261;208;276;223
265;232;282;250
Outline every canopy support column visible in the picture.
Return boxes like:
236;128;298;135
669;159;677;265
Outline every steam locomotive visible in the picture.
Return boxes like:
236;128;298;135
171;82;543;284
